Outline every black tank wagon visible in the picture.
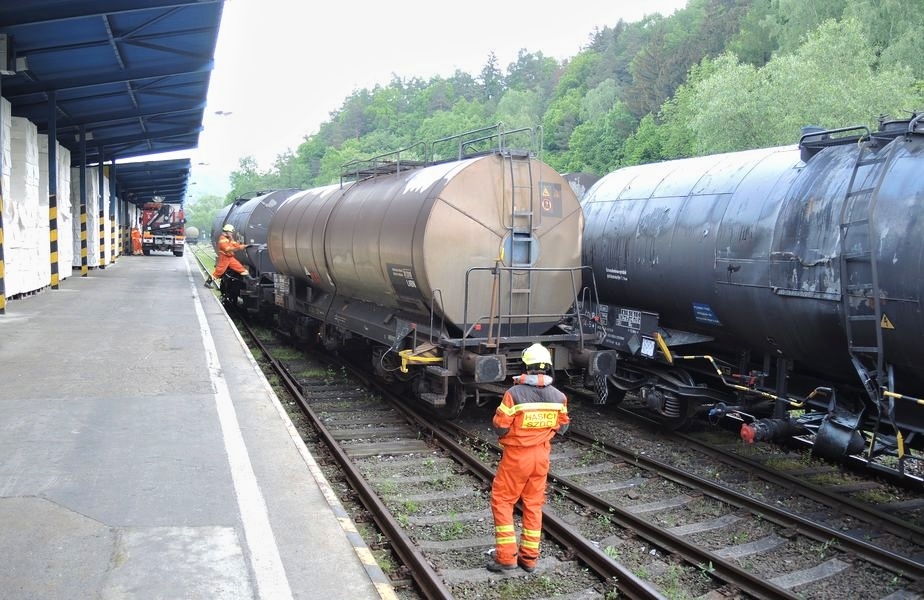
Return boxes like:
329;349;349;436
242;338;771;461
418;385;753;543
211;188;302;315
582;113;924;467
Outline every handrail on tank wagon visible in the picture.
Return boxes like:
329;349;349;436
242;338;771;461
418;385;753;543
799;125;872;146
454;265;596;349
431;123;504;162
798;125;871;148
798;125;872;161
430;123;540;162
337;123;545;182
339;140;429;185
460;126;538;159
909;112;924;133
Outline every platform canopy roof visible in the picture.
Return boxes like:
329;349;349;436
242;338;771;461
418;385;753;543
111;158;192;206
0;0;224;205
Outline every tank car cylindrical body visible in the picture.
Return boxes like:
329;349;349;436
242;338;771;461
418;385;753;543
583;117;924;447
212;189;300;273
269;154;584;336
210;203;232;247
185;226;200;243
209;189;301;314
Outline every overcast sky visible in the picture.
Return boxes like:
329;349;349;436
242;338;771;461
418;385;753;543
183;0;689;197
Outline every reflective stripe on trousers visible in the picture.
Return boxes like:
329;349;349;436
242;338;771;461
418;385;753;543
490;442;550;565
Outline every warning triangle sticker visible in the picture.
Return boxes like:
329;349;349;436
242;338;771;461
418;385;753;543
881;314;895;329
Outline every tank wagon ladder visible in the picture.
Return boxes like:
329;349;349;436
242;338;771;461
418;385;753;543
837;135;900;458
494;149;538;337
437;124;544;343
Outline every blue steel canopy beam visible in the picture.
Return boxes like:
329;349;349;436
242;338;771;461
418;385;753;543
3;63;214;97
0;1;217;27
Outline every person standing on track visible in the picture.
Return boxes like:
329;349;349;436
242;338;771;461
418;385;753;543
486;343;570;573
205;224;251;288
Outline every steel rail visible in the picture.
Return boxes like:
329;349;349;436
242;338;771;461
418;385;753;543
241;321;455;600
436;420;795;600
566;428;924;582
389;403;668;600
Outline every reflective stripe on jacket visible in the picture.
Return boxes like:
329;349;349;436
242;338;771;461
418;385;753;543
493;375;569;447
218;235;245;256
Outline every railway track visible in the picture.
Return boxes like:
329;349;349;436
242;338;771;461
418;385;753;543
239;320;923;599
191;249;924;598
247;326;662;599
448;409;923;599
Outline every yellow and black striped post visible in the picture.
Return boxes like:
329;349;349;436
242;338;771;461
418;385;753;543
98;207;106;268
79;130;88;276
49;200;59;287
109;162;118;262
98;161;106;268
48;90;60;289
80;204;88;276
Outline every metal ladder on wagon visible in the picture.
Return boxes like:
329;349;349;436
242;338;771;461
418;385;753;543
836;134;904;464
503;149;536;331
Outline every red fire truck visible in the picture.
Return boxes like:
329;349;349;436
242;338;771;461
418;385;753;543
140;200;186;256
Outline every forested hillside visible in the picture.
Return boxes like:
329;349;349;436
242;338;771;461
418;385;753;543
220;0;923;202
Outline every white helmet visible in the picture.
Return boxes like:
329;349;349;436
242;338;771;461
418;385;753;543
222;224;234;232
522;343;552;369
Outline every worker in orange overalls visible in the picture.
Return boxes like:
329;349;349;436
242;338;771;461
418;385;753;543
205;223;251;288
130;227;142;255
487;343;569;573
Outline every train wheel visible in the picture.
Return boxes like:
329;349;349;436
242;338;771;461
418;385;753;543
604;375;628;406
435;381;468;420
413;377;467;420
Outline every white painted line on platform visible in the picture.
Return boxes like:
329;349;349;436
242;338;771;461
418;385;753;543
187;262;294;600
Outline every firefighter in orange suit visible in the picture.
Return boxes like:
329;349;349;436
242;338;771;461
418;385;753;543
487;343;569;573
131;227;142;255
205;224;251;288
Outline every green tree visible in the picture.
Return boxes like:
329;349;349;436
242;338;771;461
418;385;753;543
271;149;309;189
676;17;923;155
845;0;924;74
328;88;373;144
226;156;276;202
504;50;560;101
771;0;847;54
294;135;328;185
417;99;488;160
445;70;482;103
184;193;226;238
880;31;924;78
559;103;632;173
542;88;583;153
479;52;504;105
726;0;778;66
626;0;750;119
558;79;634;173
211;0;924;190
587;18;650;90
492;89;542;132
553;51;600;97
620;113;667;166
